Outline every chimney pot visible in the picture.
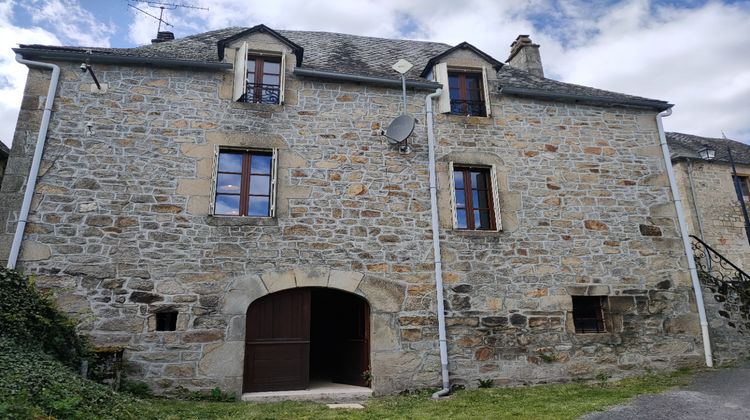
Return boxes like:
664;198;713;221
506;34;544;78
151;31;175;44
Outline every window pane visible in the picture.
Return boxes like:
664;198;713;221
246;59;255;69
215;194;240;215
448;75;459;89
217;174;242;193
456;209;468;229
218;152;243;173
251;154;272;174
249;175;270;195
473;190;489;209
248;196;270;216
739;176;750;196
454;171;465;189
476;210;491;229
263;74;280;86
263;61;280;74
455;189;466;208
471;171;487;189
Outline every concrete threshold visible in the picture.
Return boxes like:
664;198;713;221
242;381;373;403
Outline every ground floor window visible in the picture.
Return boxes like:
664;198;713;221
572;296;606;333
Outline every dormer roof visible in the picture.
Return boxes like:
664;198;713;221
419;42;504;77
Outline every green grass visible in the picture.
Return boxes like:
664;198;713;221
135;370;693;420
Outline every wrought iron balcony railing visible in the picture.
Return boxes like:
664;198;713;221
450;100;486;116
690;235;750;287
242;83;280;104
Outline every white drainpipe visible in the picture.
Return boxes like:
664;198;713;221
424;88;451;399
6;55;60;269
656;109;713;367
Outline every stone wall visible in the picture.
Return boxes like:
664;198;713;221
672;159;750;363
3;58;704;396
673;160;750;271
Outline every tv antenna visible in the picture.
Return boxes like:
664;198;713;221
127;1;208;33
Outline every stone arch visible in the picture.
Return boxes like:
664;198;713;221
202;266;406;395
221;266;405;317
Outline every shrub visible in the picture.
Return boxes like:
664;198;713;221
0;267;88;367
0;337;139;419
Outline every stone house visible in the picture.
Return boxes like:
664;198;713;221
2;25;706;397
667;132;750;362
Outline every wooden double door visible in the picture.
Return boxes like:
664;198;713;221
243;288;370;393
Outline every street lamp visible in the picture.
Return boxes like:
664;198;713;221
698;143;750;245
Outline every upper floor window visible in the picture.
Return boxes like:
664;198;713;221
449;163;502;231
232;42;285;105
433;63;492;117
243;56;281;104
736;175;750;202
448;71;485;116
211;149;277;217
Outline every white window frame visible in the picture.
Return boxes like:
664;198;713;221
209;146;278;218
449;162;502;231
232;41;286;105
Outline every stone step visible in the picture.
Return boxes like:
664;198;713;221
241;382;372;404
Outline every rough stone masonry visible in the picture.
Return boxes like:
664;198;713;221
0;43;704;396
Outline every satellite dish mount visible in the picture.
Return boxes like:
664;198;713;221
383;59;415;153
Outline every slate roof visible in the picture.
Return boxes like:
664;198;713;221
15;26;670;110
667;132;750;165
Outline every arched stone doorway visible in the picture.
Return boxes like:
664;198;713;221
242;287;370;393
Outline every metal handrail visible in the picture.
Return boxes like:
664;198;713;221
450;99;486;116
242;82;280;104
690;235;750;283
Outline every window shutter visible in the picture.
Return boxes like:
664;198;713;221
482;66;491;117
490;164;502;231
232;42;248;101
209;146;219;215
434;62;451;114
269;148;278;218
279;52;286;105
448;161;457;229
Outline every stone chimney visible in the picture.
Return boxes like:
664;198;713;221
151;31;175;44
506;35;544;78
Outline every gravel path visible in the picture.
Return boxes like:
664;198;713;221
582;363;750;420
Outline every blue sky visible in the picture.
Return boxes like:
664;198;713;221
1;0;749;147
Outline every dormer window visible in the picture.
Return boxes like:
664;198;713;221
433;62;492;117
243;56;281;104
448;71;485;116
232;42;286;105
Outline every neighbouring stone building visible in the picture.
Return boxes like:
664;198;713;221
0;142;9;186
2;25;706;397
667;132;750;362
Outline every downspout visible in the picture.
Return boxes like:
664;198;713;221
7;55;60;269
424;88;451;399
656;109;713;367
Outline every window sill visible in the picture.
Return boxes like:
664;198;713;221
230;101;283;111
442;113;493;124
207;215;277;227
452;229;503;237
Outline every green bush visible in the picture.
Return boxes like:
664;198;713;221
0;337;140;419
0;267;88;367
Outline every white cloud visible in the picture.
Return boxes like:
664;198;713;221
0;0;61;148
22;0;115;47
543;1;750;142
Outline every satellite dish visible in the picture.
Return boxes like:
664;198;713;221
384;114;415;145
